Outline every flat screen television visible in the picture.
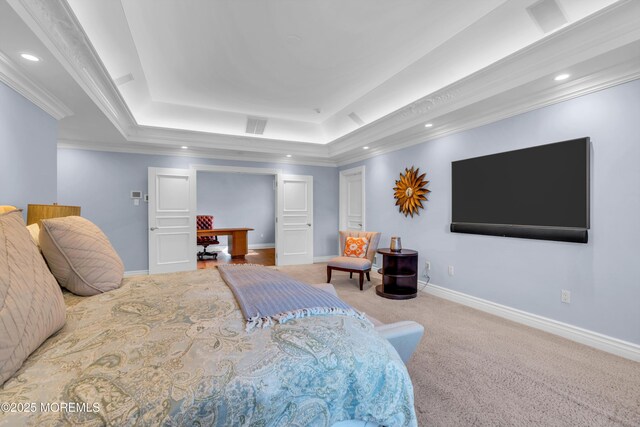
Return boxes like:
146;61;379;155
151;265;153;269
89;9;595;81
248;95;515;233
451;137;590;243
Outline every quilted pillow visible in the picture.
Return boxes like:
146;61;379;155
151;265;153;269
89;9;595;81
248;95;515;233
39;216;124;296
0;210;66;385
343;236;369;258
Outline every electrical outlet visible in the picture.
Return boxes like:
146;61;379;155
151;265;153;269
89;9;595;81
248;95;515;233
425;260;431;271
561;289;571;304
448;265;454;276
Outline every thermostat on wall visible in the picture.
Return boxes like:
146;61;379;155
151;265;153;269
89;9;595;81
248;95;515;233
131;191;142;199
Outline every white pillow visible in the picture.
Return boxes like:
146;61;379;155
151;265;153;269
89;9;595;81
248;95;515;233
26;223;40;247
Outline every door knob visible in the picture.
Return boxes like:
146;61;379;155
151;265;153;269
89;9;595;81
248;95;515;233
307;223;312;227
150;227;158;231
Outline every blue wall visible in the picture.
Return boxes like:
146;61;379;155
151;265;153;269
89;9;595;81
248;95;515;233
197;171;275;245
342;79;640;345
57;150;338;271
0;82;57;214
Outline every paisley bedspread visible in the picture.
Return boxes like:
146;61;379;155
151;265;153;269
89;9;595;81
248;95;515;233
0;269;416;426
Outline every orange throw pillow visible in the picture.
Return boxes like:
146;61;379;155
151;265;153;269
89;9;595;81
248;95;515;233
343;236;369;258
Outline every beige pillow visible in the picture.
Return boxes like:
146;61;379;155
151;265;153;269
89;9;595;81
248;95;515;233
39;216;124;296
0;210;66;385
26;223;40;247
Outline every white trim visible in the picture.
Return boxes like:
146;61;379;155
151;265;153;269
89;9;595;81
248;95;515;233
198;243;275;250
276;174;314;266
124;270;149;277
313;255;338;263
190;164;282;175
339;165;366;233
249;243;275;249
0;52;73;119
420;281;640;362
7;0;135;135
57;140;337;168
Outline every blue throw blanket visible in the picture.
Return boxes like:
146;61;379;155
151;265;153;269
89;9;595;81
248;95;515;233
218;264;369;331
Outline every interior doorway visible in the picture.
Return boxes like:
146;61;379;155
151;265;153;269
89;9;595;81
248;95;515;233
190;164;314;267
148;165;314;273
193;165;277;267
339;166;366;232
197;171;275;266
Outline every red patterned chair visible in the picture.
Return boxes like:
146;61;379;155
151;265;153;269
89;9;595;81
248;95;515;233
197;215;219;260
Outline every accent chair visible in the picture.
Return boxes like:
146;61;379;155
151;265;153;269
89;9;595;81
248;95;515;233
327;230;381;290
196;215;219;260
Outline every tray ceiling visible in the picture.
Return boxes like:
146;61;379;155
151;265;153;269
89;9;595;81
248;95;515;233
66;0;618;144
2;0;639;166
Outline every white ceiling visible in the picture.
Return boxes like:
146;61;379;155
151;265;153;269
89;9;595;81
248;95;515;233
2;0;640;165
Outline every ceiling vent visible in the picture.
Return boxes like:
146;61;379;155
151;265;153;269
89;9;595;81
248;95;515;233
114;73;134;86
526;0;567;33
348;112;365;126
245;116;267;135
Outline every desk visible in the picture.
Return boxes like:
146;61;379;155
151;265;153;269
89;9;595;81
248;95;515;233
197;228;254;259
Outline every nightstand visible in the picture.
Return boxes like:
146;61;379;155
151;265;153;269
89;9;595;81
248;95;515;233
376;248;418;300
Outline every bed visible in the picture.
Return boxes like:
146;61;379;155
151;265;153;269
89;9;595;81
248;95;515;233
0;267;417;426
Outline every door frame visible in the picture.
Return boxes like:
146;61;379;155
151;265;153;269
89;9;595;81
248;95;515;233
190;164;282;260
276;174;314;266
148;167;197;274
339;165;366;231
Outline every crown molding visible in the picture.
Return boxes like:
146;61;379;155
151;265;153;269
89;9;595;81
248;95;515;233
7;0;137;135
337;54;640;167
11;0;640;167
0;51;72;119
332;0;640;159
334;0;640;165
57;139;338;168
129;125;331;158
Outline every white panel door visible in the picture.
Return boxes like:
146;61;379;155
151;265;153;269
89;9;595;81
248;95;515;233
276;174;313;265
148;167;197;274
339;166;365;231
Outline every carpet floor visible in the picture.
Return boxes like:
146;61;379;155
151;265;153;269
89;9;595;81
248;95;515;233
276;263;640;427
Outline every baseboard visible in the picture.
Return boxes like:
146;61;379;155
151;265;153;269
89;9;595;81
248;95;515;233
199;243;275;251
314;255;338;263
124;270;149;277
249;243;275;249
419;281;640;362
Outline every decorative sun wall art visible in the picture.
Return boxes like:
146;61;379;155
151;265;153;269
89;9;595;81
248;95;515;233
393;166;430;217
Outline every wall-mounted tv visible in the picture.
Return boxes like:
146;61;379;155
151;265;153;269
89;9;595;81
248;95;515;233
451;137;590;243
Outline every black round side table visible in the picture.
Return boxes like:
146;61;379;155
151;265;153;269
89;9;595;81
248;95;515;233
376;248;418;300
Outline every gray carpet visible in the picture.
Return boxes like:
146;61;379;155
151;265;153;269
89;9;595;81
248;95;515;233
276;264;640;427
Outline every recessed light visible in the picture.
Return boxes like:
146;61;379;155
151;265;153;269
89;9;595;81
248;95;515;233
363;146;370;150
181;146;188;149
286;154;292;158
20;53;40;62
424;123;433;128
554;73;570;81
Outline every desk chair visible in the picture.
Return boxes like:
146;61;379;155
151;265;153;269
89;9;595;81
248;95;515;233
197;215;219;260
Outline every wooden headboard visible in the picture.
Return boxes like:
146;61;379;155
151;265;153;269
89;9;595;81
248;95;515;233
27;204;81;225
